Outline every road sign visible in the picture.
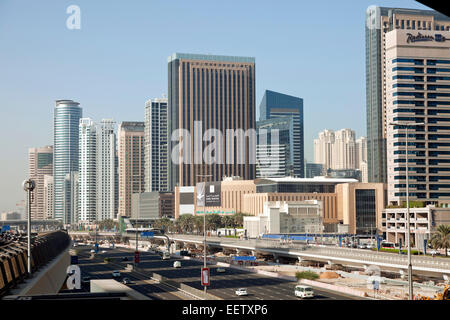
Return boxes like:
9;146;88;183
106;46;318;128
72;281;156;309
232;256;257;261
201;268;210;286
141;231;154;237
1;225;10;232
134;251;140;264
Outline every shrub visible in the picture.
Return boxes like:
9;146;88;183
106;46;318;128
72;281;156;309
295;271;319;281
104;257;110;263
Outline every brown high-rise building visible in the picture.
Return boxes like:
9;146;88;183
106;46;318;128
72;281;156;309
168;53;256;190
118;122;145;217
28;146;53;220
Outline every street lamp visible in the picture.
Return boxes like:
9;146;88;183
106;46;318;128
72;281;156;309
197;173;213;297
389;121;425;300
22;179;35;275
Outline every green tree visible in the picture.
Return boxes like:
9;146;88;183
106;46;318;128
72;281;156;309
206;214;222;231
96;219;118;231
430;225;450;257
176;214;195;233
221;215;235;228
194;215;204;235
232;213;248;228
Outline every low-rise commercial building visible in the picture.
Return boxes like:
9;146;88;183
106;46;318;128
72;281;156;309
382;205;450;246
131;192;174;220
244;200;323;238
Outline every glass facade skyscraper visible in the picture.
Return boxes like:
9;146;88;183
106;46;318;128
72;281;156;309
53;100;82;223
259;90;304;178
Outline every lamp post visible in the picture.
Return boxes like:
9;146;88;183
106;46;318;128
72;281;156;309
389;121;424;300
197;174;212;297
22;179;35;275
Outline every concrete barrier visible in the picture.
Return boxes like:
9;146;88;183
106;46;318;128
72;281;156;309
300;279;367;298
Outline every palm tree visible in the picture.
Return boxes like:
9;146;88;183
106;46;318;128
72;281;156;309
430;225;450;257
194;215;204;235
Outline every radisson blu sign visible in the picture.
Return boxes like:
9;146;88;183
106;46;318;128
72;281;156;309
407;32;449;44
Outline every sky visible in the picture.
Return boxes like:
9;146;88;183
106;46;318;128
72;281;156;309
0;0;431;212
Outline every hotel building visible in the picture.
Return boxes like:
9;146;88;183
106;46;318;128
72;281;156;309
365;6;450;184
386;28;450;204
168;53;256;190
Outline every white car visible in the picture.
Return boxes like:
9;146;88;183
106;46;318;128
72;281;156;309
101;250;107;253
112;271;121;278
173;261;181;268
429;249;440;255
295;285;314;299
235;288;248;296
90;249;95;253
216;268;226;273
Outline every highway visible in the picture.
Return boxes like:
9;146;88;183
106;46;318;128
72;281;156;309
76;244;362;300
76;246;195;300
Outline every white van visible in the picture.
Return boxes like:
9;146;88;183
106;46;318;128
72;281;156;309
295;285;314;299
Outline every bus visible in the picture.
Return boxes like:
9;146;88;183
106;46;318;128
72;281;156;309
381;241;395;249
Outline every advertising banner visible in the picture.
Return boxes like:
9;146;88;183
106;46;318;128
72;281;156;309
196;182;221;207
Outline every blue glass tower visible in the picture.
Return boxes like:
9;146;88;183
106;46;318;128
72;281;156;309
53;100;82;223
259;90;304;177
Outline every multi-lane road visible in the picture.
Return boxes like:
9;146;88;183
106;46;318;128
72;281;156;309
76;245;363;300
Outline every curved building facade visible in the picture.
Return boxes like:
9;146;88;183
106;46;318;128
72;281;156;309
53;100;82;223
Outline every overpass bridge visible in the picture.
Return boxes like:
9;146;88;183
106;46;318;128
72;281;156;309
166;234;450;278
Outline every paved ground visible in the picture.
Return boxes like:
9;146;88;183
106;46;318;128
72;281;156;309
77;246;194;300
76;245;362;300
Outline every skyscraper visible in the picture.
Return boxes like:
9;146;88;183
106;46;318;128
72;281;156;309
118;122;145;217
333;129;357;170
28;146;53;220
314;129;366;173
386;28;450;205
78;118;117;223
53;100;82;223
259;90;304;178
256;117;294;178
144;97;169;192
43;175;54;219
365;6;450;184
168;53;256;190
79;118;97;223
314;130;335;171
96;119;117;221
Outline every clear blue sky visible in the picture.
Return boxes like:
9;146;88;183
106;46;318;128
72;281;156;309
0;0;430;212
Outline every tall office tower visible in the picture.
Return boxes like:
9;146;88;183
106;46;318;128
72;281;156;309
256;117;294;178
79;118;97;223
53;100;82;223
333;129;357;170
314;130;335;171
96;119;117;221
386;28;450;205
118;122;145;217
43;175;54;219
168;53;256;190
260;90;304;177
28;146;53;220
144;98;169;192
63;171;79;225
365;6;450;184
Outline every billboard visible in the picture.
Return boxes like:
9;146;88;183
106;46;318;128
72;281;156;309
196;182;221;207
